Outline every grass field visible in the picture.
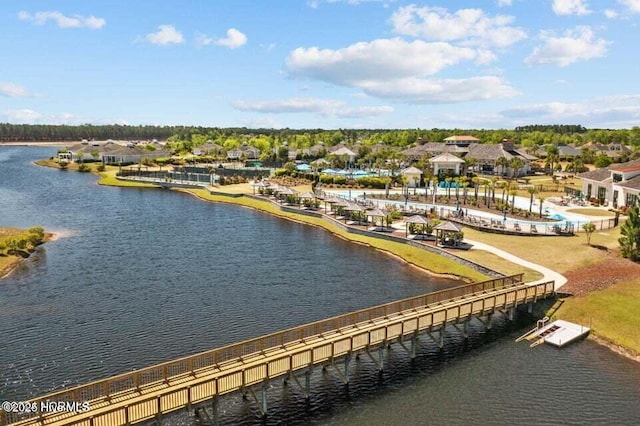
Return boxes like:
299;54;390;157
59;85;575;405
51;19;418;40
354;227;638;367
451;249;544;282
565;208;615;217
0;227;50;278
461;227;621;274
555;279;640;355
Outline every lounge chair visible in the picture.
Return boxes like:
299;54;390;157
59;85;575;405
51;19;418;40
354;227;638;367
531;225;538;234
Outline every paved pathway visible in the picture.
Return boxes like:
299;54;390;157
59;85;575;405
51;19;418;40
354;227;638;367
465;238;568;290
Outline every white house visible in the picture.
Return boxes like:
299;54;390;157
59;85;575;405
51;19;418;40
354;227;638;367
227;143;261;160
401;166;423;188
58;141;169;165
429;153;465;177
578;160;640;207
330;147;357;164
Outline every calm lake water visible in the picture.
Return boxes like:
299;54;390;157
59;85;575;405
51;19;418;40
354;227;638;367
1;147;639;425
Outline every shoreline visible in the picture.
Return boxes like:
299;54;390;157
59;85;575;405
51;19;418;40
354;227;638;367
589;334;640;364
30;159;640;364
1;141;70;147
0;232;54;280
178;188;475;283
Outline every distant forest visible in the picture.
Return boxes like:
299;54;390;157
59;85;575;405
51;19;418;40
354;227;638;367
1;123;639;150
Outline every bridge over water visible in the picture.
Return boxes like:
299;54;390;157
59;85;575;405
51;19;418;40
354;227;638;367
1;274;555;426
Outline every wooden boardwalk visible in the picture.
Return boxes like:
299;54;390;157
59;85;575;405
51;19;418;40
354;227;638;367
1;274;555;426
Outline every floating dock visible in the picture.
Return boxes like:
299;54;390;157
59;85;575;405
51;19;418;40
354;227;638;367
518;319;590;348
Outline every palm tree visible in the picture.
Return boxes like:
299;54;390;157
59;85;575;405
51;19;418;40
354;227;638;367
546;144;560;175
461;177;470;204
510;157;525;178
527;186;538;213
445;177;452;199
495;157;509;176
472;176;480;201
486;179;494;209
538;196;546;218
464;157;477;175
453;177;461;200
509;189;517;213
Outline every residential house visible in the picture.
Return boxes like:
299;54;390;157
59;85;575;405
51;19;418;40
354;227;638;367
466;141;533;176
58;140;169;165
227;142;261;160
577;159;640;207
192;142;223;156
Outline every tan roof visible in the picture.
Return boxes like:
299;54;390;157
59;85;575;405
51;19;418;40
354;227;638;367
429;153;465;163
444;135;480;142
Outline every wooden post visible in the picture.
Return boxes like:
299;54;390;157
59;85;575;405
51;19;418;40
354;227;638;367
211;396;219;426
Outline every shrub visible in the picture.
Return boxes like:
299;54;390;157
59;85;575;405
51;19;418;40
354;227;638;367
274;168;289;177
319;174;333;184
333;175;347;185
77;163;91;173
96;163;106;172
356;176;390;189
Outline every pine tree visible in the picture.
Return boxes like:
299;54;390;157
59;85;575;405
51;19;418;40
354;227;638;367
619;199;640;261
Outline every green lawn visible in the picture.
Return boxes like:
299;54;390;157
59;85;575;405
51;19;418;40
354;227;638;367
452;250;544;283
565;208;615;217
0;227;50;277
461;227;621;274
555;279;640;355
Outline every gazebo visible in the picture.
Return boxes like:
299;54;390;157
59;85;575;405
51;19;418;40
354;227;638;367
343;203;365;223
401;167;423;188
366;208;387;230
433;221;463;247
404;215;431;238
298;191;316;208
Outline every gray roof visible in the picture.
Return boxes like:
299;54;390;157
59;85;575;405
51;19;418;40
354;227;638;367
577;168;612;182
405;215;430;224
578;159;640;183
433;221;462;232
429;153;465;164
366;208;387;217
616;176;640;191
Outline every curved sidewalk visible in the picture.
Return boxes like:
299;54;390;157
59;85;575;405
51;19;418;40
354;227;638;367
465;238;568;290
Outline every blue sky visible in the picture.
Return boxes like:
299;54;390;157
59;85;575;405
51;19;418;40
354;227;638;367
1;0;639;129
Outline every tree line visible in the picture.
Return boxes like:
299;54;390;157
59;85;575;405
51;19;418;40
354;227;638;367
2;123;640;151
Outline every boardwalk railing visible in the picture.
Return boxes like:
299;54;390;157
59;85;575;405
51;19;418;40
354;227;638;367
1;275;523;425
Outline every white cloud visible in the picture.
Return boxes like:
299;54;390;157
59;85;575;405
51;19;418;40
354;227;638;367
287;38;479;85
497;0;513;6
604;9;619;18
524;26;607;67
618;0;640;13
500;95;640;128
18;11;105;29
0;82;32;98
1;109;85;124
357;76;519;103
144;25;184;46
389;5;527;48
308;0;396;8
197;28;247;49
552;0;591;16
285;38;517;104
231;98;393;118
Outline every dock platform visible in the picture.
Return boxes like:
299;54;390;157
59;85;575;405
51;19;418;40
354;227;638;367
525;319;590;348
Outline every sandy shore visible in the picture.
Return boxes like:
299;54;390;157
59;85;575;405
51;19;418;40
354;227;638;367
0;232;55;280
0;141;70;147
590;335;640;364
